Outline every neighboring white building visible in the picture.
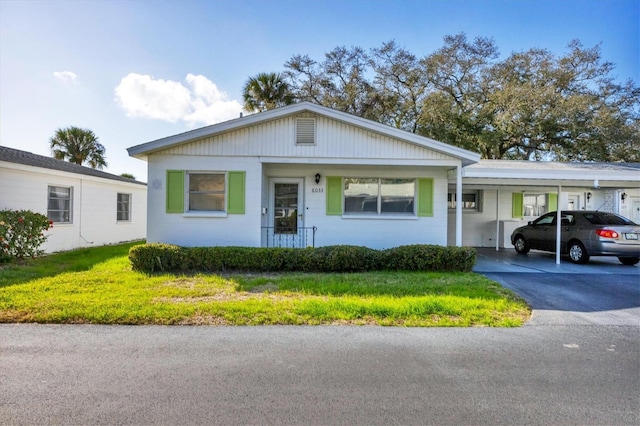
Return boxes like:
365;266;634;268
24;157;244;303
0;146;147;253
127;102;640;250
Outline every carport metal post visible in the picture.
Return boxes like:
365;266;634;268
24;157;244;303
495;188;500;251
556;185;562;265
456;165;462;246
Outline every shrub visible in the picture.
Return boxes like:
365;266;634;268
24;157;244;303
310;245;380;272
129;243;476;274
383;245;476;272
128;243;186;272
0;209;52;262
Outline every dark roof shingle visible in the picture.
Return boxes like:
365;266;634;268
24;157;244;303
0;146;146;185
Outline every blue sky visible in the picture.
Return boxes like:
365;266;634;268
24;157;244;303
1;0;638;181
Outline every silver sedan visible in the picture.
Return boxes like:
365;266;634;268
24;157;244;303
511;211;640;265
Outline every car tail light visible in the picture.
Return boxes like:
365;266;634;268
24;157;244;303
596;229;619;238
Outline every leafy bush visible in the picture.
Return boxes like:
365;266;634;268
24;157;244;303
129;243;476;274
128;243;187;272
310;245;381;272
383;245;476;272
0;209;52;262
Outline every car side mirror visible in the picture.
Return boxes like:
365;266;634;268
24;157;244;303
528;221;533;225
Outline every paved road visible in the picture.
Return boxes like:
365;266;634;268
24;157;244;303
1;324;638;425
1;250;638;425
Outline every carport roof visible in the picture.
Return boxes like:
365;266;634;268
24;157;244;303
456;160;640;187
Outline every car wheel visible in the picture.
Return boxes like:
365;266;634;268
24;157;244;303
513;235;529;254
568;241;590;264
618;257;640;266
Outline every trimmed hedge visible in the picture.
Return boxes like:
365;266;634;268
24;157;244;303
129;244;475;273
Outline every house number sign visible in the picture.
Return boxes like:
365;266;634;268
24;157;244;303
312;187;324;193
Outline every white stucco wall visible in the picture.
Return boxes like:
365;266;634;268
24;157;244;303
0;162;147;253
447;189;527;247
146;155;452;249
618;188;640;223
265;164;450;249
146;155;263;247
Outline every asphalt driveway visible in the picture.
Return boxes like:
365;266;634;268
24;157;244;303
474;248;640;326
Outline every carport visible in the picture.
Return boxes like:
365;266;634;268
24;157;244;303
473;246;640;273
451;161;640;264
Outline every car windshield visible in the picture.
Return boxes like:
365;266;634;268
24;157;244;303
583;212;636;226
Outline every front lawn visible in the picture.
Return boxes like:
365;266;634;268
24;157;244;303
0;242;530;326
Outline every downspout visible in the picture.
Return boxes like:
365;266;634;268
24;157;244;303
456;164;462;247
79;179;94;245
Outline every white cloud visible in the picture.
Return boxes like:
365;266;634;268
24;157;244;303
53;71;77;83
114;73;242;126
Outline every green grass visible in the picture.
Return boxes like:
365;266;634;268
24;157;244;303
0;242;530;326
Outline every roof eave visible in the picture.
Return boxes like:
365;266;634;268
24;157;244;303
126;102;480;165
461;167;640;183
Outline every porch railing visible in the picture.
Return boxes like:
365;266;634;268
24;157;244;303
261;226;317;248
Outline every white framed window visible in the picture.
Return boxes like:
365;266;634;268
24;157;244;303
188;172;226;212
448;191;482;211
48;185;72;223
117;193;131;221
524;193;547;216
344;178;415;215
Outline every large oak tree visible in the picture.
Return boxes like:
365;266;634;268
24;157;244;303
275;34;639;162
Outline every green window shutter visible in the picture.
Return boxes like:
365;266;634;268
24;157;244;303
326;176;342;215
417;178;434;217
548;193;558;212
227;171;246;214
512;193;524;218
166;170;184;213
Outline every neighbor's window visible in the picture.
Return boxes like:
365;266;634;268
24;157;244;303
524;194;547;216
117;193;131;221
344;178;415;215
48;185;72;223
448;191;481;210
188;173;225;211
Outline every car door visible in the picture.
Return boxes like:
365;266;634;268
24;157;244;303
559;213;576;252
527;213;556;251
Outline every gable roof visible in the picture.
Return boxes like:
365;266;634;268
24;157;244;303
127;101;481;166
0;145;146;185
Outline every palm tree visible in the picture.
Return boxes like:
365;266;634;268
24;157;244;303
243;72;294;112
49;126;107;169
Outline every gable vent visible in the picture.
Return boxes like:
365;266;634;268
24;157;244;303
296;118;316;145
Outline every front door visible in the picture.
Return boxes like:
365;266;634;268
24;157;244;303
631;198;640;223
267;178;305;247
567;195;580;210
